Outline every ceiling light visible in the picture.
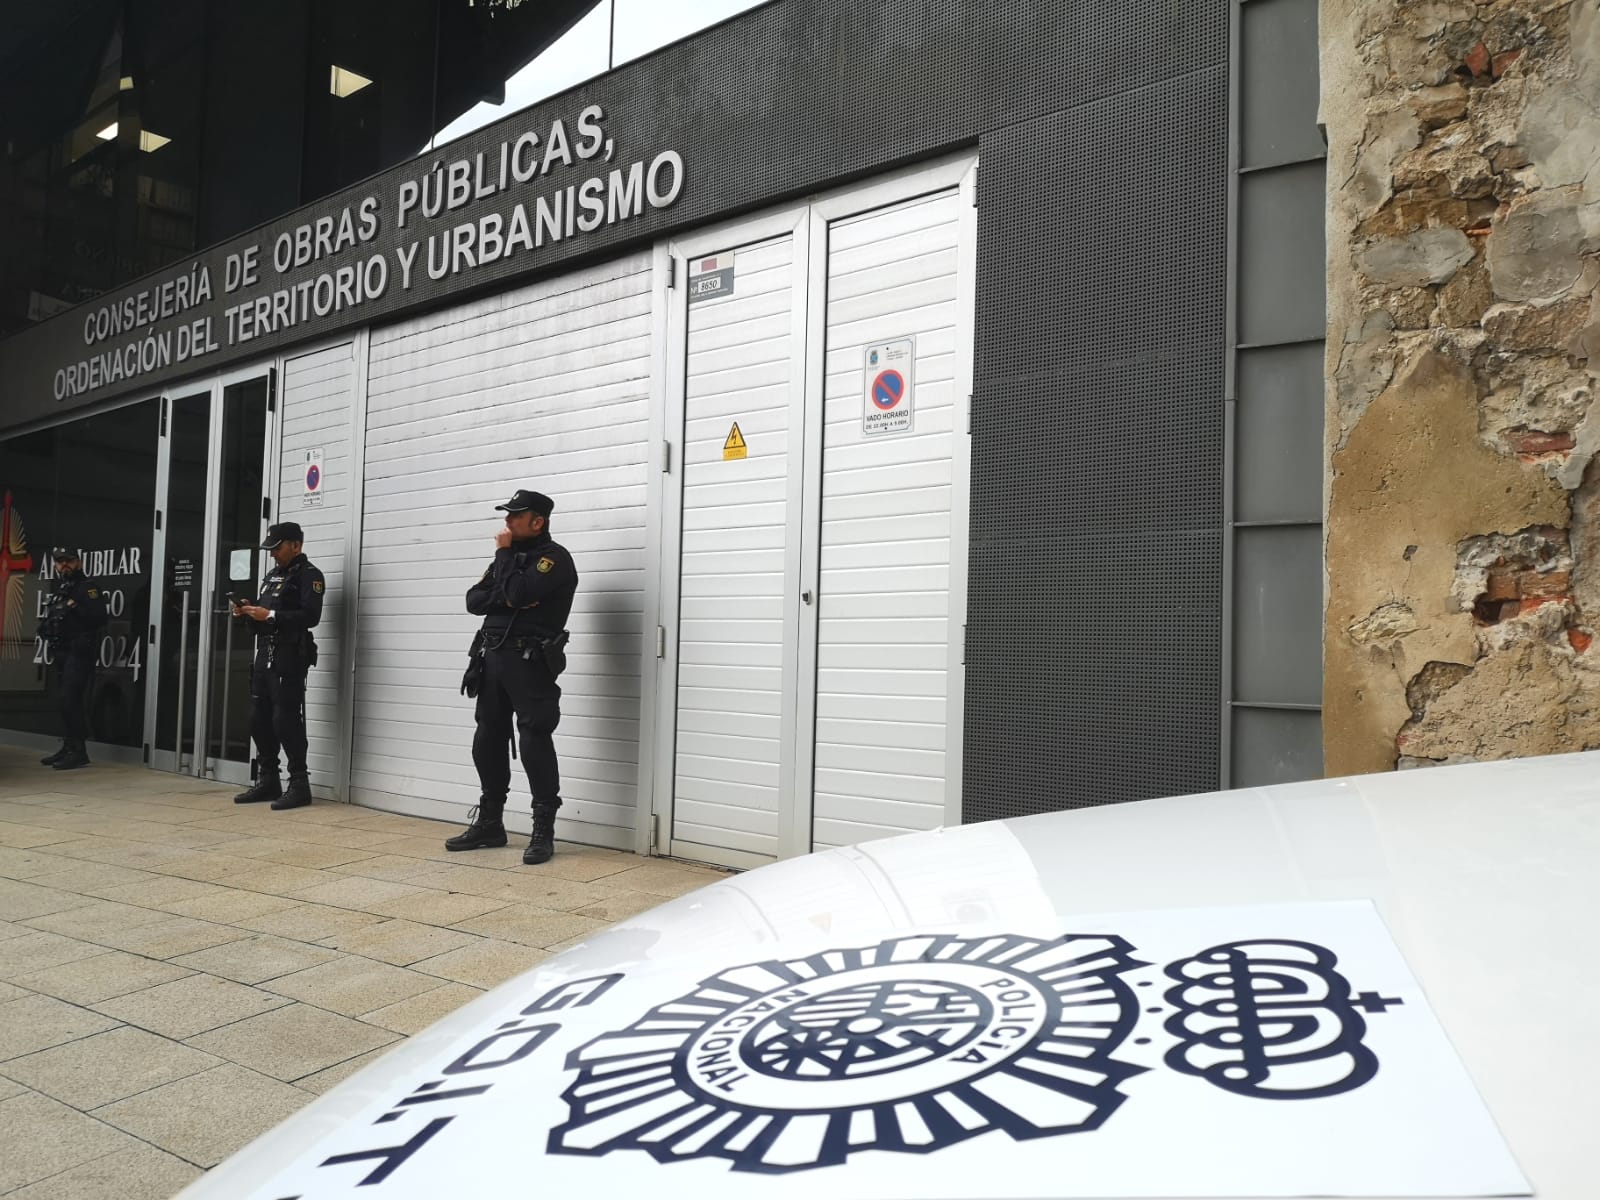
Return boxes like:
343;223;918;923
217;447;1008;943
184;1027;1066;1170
139;130;170;152
329;65;373;98
96;122;118;141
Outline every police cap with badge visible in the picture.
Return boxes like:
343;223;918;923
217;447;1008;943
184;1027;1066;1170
260;522;305;549
495;490;554;518
49;547;78;562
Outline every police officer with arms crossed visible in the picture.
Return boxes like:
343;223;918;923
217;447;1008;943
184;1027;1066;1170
447;489;577;865
232;522;325;811
38;546;107;771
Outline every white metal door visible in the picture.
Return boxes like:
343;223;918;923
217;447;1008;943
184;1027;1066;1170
807;187;972;850
664;215;811;867
655;157;974;868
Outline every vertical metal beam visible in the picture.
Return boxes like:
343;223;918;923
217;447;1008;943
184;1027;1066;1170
339;331;372;807
1220;0;1244;791
190;377;227;775
635;242;674;857
142;394;172;762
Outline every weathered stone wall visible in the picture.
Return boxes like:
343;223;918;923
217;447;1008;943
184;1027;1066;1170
1322;0;1600;774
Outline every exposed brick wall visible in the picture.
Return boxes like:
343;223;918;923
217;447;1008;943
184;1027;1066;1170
1323;0;1600;772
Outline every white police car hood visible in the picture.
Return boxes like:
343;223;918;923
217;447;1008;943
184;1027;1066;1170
180;753;1600;1200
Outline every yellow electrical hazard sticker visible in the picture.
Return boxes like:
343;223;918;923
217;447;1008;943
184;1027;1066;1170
536;557;554;574
723;422;748;461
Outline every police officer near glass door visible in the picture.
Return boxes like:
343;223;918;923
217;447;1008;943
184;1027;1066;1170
447;489;577;865
38;547;107;771
232;522;324;810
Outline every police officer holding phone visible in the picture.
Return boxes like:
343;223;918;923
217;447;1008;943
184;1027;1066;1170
446;489;577;865
38;546;107;771
232;522;324;810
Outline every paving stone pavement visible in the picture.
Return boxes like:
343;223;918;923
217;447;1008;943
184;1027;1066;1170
0;747;730;1198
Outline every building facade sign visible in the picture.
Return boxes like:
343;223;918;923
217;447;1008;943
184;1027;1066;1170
2;104;686;427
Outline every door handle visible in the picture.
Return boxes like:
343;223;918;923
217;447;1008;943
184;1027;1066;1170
801;590;814;605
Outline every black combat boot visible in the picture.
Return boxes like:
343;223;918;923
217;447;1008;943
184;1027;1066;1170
234;772;282;804
272;774;313;810
39;742;68;766
52;740;90;771
523;804;558;865
445;799;507;851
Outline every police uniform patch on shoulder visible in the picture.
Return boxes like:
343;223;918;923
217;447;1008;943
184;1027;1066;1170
86;588;98;598
312;580;324;593
536;557;554;574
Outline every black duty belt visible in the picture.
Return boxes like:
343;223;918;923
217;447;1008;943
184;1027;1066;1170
493;635;559;651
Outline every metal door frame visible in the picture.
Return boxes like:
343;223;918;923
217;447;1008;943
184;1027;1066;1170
143;363;276;784
143;389;181;775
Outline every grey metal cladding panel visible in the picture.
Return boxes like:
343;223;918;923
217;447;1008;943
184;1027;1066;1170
964;531;1223;816
1232;706;1324;787
1241;0;1325;169
975;66;1229;382
1234;524;1322;707
1236;341;1324;524
1239;159;1327;346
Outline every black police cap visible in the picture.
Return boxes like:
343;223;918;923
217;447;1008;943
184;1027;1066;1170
495;489;554;518
49;546;78;562
260;522;305;549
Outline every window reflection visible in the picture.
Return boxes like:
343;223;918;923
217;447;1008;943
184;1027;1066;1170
0;401;160;748
0;0;769;337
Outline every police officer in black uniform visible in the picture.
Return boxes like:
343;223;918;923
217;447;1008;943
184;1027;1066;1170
447;489;578;865
38;547;107;771
231;522;325;810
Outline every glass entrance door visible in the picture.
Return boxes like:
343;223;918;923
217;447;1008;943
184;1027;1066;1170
146;371;273;782
150;390;211;774
205;376;271;784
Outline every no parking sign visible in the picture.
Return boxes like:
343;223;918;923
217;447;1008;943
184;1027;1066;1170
863;338;914;436
302;447;324;508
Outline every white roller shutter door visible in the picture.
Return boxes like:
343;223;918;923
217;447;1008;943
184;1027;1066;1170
353;252;654;846
277;342;357;799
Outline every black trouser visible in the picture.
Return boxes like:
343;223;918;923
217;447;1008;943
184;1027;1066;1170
472;643;562;809
250;649;309;778
55;635;96;742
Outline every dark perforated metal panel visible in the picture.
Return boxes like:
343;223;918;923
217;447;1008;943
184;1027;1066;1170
966;62;1230;819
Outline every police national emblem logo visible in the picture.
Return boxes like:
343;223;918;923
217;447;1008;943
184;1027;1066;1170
536;556;554;574
236;906;1534;1200
550;932;1147;1172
